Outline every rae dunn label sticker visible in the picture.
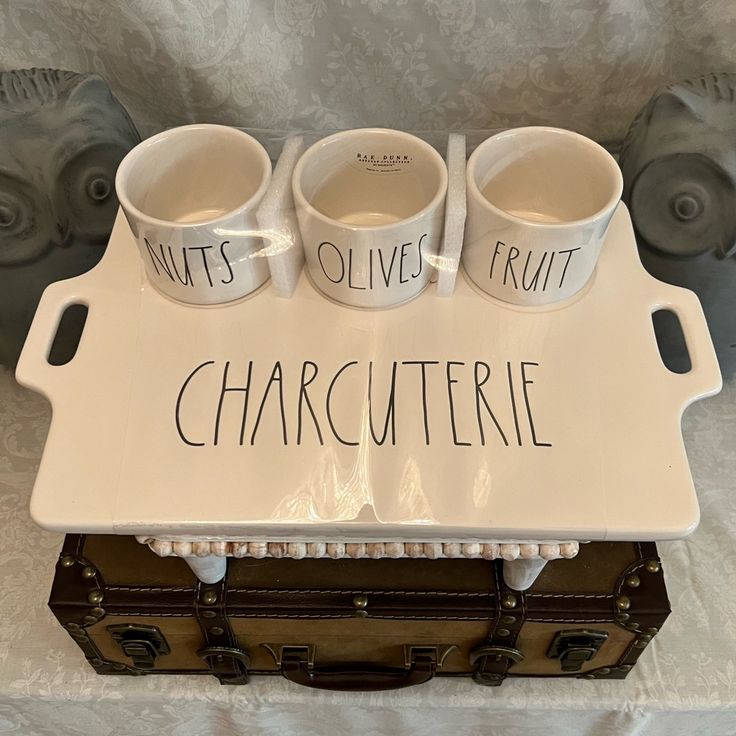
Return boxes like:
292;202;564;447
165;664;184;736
351;150;414;174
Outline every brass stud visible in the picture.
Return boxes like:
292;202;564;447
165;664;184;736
83;615;97;625
501;594;517;609
496;628;511;637
60;556;75;568
616;595;631;611
65;622;80;631
87;590;104;605
638;634;652;644
645;560;661;574
501;615;517;625
82;566;96;579
625;574;640;588
71;632;88;641
626;622;641;630
201;610;216;619
91;607;105;618
89;658;102;666
645;627;659;635
209;626;224;636
354;609;368;618
352;594;368;609
619;664;633;671
201;590;217;605
597;667;611;676
615;612;630;622
112;663;126;671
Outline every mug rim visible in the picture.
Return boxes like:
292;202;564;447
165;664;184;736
292;127;448;232
115;123;272;229
466;126;623;230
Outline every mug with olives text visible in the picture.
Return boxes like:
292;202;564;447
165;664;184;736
292;128;448;309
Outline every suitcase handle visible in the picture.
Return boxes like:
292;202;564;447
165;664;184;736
281;653;436;691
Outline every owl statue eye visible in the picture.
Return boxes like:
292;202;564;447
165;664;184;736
0;197;20;228
56;143;127;244
0;177;54;266
84;173;113;203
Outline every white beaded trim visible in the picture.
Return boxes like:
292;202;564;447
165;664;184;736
136;537;579;562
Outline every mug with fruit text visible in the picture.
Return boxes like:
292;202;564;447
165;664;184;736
115;124;272;305
292;128;448;309
462;127;623;307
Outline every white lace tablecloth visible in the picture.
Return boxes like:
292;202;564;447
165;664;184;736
1;366;735;736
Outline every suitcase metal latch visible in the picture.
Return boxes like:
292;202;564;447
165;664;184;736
108;624;171;670
547;629;609;672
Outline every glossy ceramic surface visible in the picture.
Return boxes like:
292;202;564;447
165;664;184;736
16;206;720;541
293;128;448;309
115;124;272;305
463;127;623;306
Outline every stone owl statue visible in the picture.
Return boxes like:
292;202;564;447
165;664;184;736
619;73;736;375
0;68;139;366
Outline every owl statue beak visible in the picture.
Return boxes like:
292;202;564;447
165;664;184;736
54;217;71;246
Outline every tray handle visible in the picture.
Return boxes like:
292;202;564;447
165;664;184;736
650;282;722;405
15;279;89;395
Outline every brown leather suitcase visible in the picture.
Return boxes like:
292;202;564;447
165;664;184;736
51;535;669;690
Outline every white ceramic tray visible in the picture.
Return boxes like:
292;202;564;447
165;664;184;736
16;205;721;542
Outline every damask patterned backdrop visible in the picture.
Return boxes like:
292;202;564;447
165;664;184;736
2;0;736;143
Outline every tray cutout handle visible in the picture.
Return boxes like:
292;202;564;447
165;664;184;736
48;303;88;366
16;280;90;394
650;283;722;405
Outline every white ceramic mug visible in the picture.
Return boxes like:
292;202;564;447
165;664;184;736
463;127;623;306
292;128;448;309
115;124;272;305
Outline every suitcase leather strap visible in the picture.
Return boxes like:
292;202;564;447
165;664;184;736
471;561;526;686
195;573;250;685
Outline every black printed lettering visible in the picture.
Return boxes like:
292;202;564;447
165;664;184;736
411;233;427;279
144;238;174;281
474;361;509;447
325;361;359;446
542;251;556;291
219;240;235;285
348;248;366;290
189;245;214;287
378;246;398;288
169;245;193;287
250;361;288;445
297;361;324;445
214;360;253;446
503;246;520;288
398;242;411;284
402;360;439;445
318;241;345;283
557;248;581;289
520;361;552;447
175;360;214;446
521;250;548;292
506;361;523;447
368;361;397;446
489;240;504;280
446;361;471;446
